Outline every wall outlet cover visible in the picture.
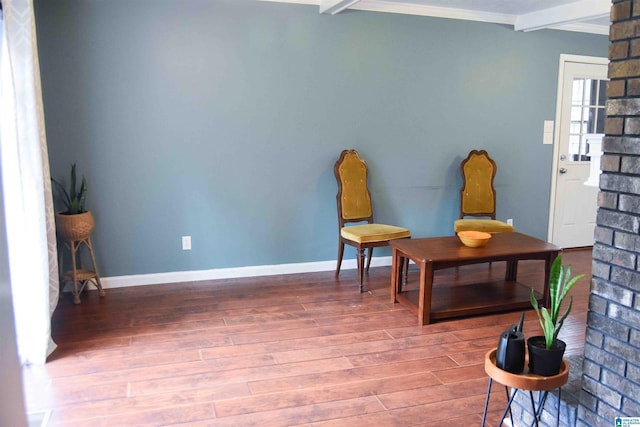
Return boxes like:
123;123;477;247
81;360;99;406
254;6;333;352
182;236;192;250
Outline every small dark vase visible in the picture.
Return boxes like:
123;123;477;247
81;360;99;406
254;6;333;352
527;336;566;376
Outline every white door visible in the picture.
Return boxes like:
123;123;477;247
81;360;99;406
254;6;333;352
549;55;608;248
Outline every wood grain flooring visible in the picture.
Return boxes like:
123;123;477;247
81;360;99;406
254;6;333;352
23;249;592;426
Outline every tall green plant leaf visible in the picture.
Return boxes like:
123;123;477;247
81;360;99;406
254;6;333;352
530;254;584;350
51;162;88;214
560;274;585;302
540;308;555;349
77;177;88;214
70;162;77;202
51;178;71;209
530;290;545;332
553;297;573;342
549;256;563;324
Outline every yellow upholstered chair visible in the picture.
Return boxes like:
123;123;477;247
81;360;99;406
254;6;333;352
334;149;411;292
454;149;515;234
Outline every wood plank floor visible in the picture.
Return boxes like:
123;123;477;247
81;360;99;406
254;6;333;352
23;249;592;426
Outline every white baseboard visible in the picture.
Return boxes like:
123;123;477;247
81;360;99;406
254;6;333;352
100;256;395;289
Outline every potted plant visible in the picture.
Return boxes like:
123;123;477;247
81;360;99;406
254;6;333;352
528;254;584;376
52;162;95;241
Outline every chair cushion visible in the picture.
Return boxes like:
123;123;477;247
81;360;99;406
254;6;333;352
454;219;515;233
341;224;411;243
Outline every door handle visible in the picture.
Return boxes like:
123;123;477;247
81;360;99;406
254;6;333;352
559;167;568;175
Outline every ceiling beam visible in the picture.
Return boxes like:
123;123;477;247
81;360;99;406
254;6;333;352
514;0;610;32
320;0;361;15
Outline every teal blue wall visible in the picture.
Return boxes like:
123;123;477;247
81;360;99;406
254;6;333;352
34;0;608;277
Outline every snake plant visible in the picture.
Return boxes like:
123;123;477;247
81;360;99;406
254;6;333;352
52;162;88;214
530;254;585;349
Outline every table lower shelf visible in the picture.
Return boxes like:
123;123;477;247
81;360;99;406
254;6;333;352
396;279;542;321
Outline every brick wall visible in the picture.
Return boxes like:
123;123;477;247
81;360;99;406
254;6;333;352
578;1;640;425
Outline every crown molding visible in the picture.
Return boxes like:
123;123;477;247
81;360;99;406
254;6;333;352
257;0;609;34
514;0;610;32
554;22;609;36
349;0;514;25
320;0;361;14
258;0;318;5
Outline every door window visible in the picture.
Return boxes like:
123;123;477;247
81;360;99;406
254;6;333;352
569;78;606;162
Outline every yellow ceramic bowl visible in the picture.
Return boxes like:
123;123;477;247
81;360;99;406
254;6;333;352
457;230;492;248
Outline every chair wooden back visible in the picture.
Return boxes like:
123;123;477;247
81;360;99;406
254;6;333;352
334;149;374;228
459;149;497;219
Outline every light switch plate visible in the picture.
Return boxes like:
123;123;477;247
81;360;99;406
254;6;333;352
544;120;554;133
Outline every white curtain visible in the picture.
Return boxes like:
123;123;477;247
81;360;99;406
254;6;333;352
0;0;59;364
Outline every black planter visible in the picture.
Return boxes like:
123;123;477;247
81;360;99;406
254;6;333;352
527;336;566;376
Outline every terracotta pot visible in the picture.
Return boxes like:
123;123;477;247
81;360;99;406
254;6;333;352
527;336;566;376
56;211;95;241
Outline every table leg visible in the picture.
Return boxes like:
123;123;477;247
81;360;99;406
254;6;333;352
542;251;559;307
418;261;433;325
398;256;405;294
69;240;81;304
403;256;409;285
557;388;561;426
535;391;548;421
529;391;540;427
505;386;514;421
481;378;492;427
498;387;519;427
505;259;518;281
390;247;400;304
526;389;561;427
86;237;106;297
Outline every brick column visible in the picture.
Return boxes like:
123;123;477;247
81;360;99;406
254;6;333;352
578;1;640;425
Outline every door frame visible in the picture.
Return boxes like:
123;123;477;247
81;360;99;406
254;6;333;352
547;54;609;244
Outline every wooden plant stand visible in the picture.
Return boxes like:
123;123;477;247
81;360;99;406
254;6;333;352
60;236;105;304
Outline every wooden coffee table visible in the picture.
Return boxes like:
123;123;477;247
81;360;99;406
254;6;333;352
390;232;560;325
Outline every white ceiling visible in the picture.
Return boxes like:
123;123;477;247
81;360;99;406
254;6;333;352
260;0;611;34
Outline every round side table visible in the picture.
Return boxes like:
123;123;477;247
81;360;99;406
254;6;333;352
482;348;569;427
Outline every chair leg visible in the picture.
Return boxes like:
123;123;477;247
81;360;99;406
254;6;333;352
366;247;373;272
335;241;345;277
357;247;365;292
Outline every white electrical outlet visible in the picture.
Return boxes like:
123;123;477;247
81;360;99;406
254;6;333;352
543;120;554;145
182;236;191;250
507;219;514;226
